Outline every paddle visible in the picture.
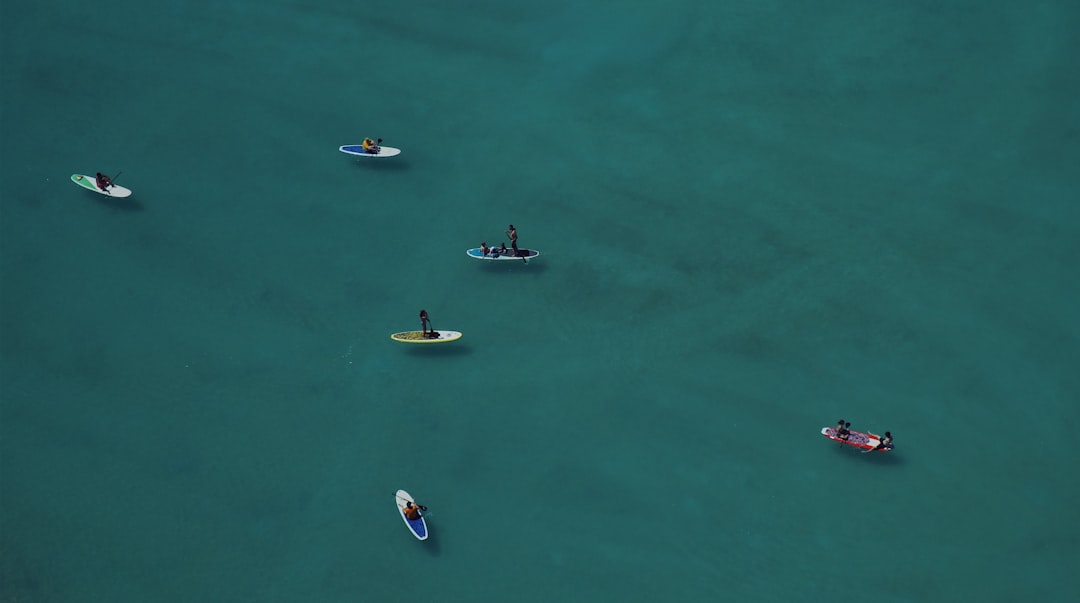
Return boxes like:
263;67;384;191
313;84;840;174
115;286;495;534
395;493;429;516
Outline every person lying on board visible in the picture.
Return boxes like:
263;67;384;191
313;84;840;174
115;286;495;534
836;419;851;440
873;432;893;450
361;137;382;154
491;242;508;258
95;172;113;191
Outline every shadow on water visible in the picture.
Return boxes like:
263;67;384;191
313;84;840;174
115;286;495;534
832;445;906;466
404;343;473;357
91;194;144;212
473;259;548;275
421;533;440;556
350;158;411;172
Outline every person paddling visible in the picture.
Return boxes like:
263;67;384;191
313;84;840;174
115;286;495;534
95;172;113;192
420;309;436;338
403;500;426;520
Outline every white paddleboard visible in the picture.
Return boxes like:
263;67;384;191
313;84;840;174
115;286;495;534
395;489;428;540
466;247;540;261
390;330;463;344
339;144;402;158
71;174;132;198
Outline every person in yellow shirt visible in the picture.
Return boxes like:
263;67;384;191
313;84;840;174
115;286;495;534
361;137;382;154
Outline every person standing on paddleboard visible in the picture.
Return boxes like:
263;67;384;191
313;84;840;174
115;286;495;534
420;309;435;338
506;224;518;257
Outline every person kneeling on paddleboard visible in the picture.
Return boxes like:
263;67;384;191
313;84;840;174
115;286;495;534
362;137;381;154
836;419;851;440
480;242;490;257
95;172;113;192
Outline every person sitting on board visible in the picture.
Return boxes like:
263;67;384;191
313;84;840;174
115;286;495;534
404;500;423;521
836;419;851;440
361;137;381;154
480;242;490;257
874;431;893;450
95;172;113;191
506;224;519;256
420;309;437;338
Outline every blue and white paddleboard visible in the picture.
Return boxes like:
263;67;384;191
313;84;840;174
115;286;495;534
395;489;428;540
340;144;401;157
466;247;539;261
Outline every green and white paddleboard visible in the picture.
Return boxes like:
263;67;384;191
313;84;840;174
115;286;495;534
71;174;132;198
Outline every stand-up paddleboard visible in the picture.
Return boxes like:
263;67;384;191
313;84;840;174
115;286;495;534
390;330;462;344
466;247;540;261
339;144;402;158
395;490;428;541
821;426;891;452
71;174;132;198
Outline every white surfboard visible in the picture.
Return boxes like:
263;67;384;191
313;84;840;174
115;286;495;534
71;174;132;198
339;144;402;157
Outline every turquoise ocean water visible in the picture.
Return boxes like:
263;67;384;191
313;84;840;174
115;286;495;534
2;1;1078;601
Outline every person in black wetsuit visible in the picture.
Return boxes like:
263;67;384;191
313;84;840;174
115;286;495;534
420;309;436;338
875;431;893;450
95;172;113;192
836;419;851;440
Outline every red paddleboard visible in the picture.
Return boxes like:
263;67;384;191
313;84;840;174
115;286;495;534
821;426;892;452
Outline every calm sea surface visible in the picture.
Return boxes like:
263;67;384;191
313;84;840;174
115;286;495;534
2;1;1078;601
